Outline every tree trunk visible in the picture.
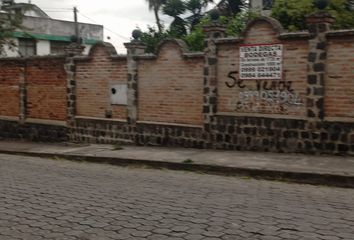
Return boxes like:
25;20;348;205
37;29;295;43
154;8;163;33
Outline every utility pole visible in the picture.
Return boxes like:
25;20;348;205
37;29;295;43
73;6;80;44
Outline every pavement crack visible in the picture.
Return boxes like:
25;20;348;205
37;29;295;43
277;228;299;232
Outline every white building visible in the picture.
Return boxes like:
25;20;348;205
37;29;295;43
1;1;103;57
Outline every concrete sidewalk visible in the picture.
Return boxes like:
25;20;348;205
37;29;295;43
0;139;354;188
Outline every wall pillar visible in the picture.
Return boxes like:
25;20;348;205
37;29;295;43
19;63;26;124
124;31;147;125
306;11;334;126
65;43;84;129
203;12;226;146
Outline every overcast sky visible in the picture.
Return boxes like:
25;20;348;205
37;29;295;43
30;0;175;53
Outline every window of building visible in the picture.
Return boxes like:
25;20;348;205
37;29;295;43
18;38;36;57
50;41;70;55
263;0;273;10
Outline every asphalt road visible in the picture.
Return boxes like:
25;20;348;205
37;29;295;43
0;153;353;240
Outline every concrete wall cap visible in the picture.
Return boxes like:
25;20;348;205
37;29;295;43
215;37;244;45
326;29;354;37
279;31;311;40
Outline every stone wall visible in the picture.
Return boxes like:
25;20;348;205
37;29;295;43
0;119;67;142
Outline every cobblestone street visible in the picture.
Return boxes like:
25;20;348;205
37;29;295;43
0;153;354;240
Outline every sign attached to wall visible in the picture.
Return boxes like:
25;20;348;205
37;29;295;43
110;84;128;105
239;44;283;80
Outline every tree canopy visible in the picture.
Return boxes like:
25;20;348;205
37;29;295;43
271;0;354;31
141;0;252;52
140;0;354;53
0;1;24;55
145;0;167;33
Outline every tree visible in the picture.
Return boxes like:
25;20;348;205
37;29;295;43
271;0;354;31
184;9;259;51
140;0;258;52
217;0;246;16
0;0;24;55
185;0;214;30
162;0;187;37
139;26;169;53
145;0;166;33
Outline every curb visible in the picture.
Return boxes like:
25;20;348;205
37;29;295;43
1;150;354;189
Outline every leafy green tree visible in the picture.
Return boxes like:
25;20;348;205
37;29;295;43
140;0;258;52
271;0;354;31
162;0;187;37
183;18;208;51
329;0;354;29
185;0;214;30
184;10;259;51
139;26;169;53
145;0;167;33
217;0;246;16
0;1;24;55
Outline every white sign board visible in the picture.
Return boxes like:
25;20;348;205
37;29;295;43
240;44;283;80
110;84;127;105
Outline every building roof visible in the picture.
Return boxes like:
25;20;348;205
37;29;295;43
1;2;50;18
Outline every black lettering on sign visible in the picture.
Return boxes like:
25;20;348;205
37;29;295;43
226;71;245;89
256;80;294;93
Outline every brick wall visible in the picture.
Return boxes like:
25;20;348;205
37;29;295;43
0;56;68;141
244;20;279;44
0;57;67;121
0;60;21;117
1;14;354;155
325;35;354;119
76;44;128;120
138;40;204;126
217;21;308;116
26;58;67;121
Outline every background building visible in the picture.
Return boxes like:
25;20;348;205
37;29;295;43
1;1;103;57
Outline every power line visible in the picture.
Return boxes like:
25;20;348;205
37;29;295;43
41;7;73;10
77;11;130;41
42;10;72;13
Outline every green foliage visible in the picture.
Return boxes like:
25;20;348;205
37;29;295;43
185;0;214;29
145;0;167;32
139;0;258;52
271;0;354;31
182;158;194;163
163;0;188;37
328;0;354;29
112;143;124;151
221;10;260;36
163;0;186;17
218;0;247;16
0;3;24;55
169;17;188;37
139;26;169;53
183;18;209;51
183;10;259;51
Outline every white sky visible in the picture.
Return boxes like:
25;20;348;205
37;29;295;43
29;0;174;53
